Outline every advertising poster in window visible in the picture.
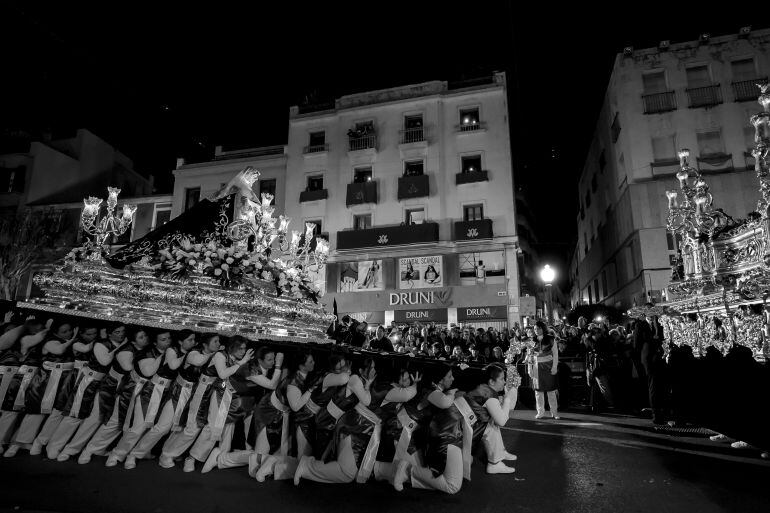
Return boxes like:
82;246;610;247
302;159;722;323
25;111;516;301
459;251;505;285
338;260;384;292
399;256;443;289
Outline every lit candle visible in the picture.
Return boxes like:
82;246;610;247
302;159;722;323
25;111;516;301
666;190;679;208
278;215;291;234
82;197;103;217
305;222;316;239
261;193;274;209
315;238;329;257
121;204;137;222
290;230;301;247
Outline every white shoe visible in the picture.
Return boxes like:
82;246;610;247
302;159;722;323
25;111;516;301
3;444;19;458
182;457;196;473
30;440;44;456
256;455;277;482
393;459;410;492
503;451;518;461
731;441;750;449
294;455;311;486
535;413;546;420
56;453;71;462
77;452;91;465
124;456;137;470
248;452;261;478
487;461;516;474
709;434;732;442
552;414;560;420
105;454;120;467
761;452;769;460
158;455;175;469
201;448;220;473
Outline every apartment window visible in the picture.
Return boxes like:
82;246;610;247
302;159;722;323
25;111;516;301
601;269;608;298
404;160;424;177
405;114;423;129
666;232;676;251
355;120;374;133
744;125;756;150
353;166;373;183
461;155;482;173
306;219;322;236
731;58;756;81
652;135;676;162
406;207;425;225
153;202;172;229
642;71;667;94
686;65;711;88
184;187;200;212
697;129;724;156
593;279;600;302
260;179;276;205
460;107;480;126
353;214;372;230
463;204;484;222
308;131;325;147
307;175;324;191
587;286;593;304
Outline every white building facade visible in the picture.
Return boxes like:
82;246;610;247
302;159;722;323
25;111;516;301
172;73;521;328
572;28;769;311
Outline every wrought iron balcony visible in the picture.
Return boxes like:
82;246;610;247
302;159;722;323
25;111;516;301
732;78;768;102
454;219;493;241
299;188;328;202
686;84;722;108
348;133;377;152
397;174;429;200
400;127;425;144
346;181;378;206
697;153;733;173
650;158;680;177
456;170;488;185
337;222;439;250
303;143;329;154
642;91;677;114
456;121;486;132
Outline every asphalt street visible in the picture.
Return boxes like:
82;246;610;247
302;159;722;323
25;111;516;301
1;410;768;513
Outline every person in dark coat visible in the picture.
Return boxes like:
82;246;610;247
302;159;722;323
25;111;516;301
369;326;394;352
642;315;667;424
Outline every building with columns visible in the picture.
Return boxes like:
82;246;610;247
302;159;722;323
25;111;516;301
172;72;521;328
572;27;768;311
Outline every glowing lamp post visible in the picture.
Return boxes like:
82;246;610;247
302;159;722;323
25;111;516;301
540;264;556;323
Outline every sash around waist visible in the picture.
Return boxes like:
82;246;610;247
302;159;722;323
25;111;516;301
43;361;75;371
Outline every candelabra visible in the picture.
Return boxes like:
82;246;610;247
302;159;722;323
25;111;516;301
287;222;330;270
80;187;137;255
751;83;770;211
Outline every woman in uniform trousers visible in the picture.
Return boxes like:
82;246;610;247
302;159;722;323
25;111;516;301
249;351;316;481
203;343;284;474
463;364;519;474
389;364;466;494
124;329;197;469
3;321;78;457
106;330;173;466
49;324;127;461
74;326;147;464
181;336;254;473
293;358;379;485
373;368;429;485
0;317;50;454
158;333;221;469
31;323;98;456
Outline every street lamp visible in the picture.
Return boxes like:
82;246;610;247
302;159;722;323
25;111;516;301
540;264;556;323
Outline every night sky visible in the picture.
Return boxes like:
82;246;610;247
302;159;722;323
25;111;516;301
0;1;756;285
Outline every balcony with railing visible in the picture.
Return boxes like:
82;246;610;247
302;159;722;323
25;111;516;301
732;78;768;102
650;159;680;177
346;181;378;206
399;127;426;145
397;174;429;200
456;170;489;185
642;91;677;114
455;121;487;133
686;84;722;108
303;143;329;155
697;153;733;173
299;188;329;202
454;219;493;241
337;222;439;250
348;133;377;153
